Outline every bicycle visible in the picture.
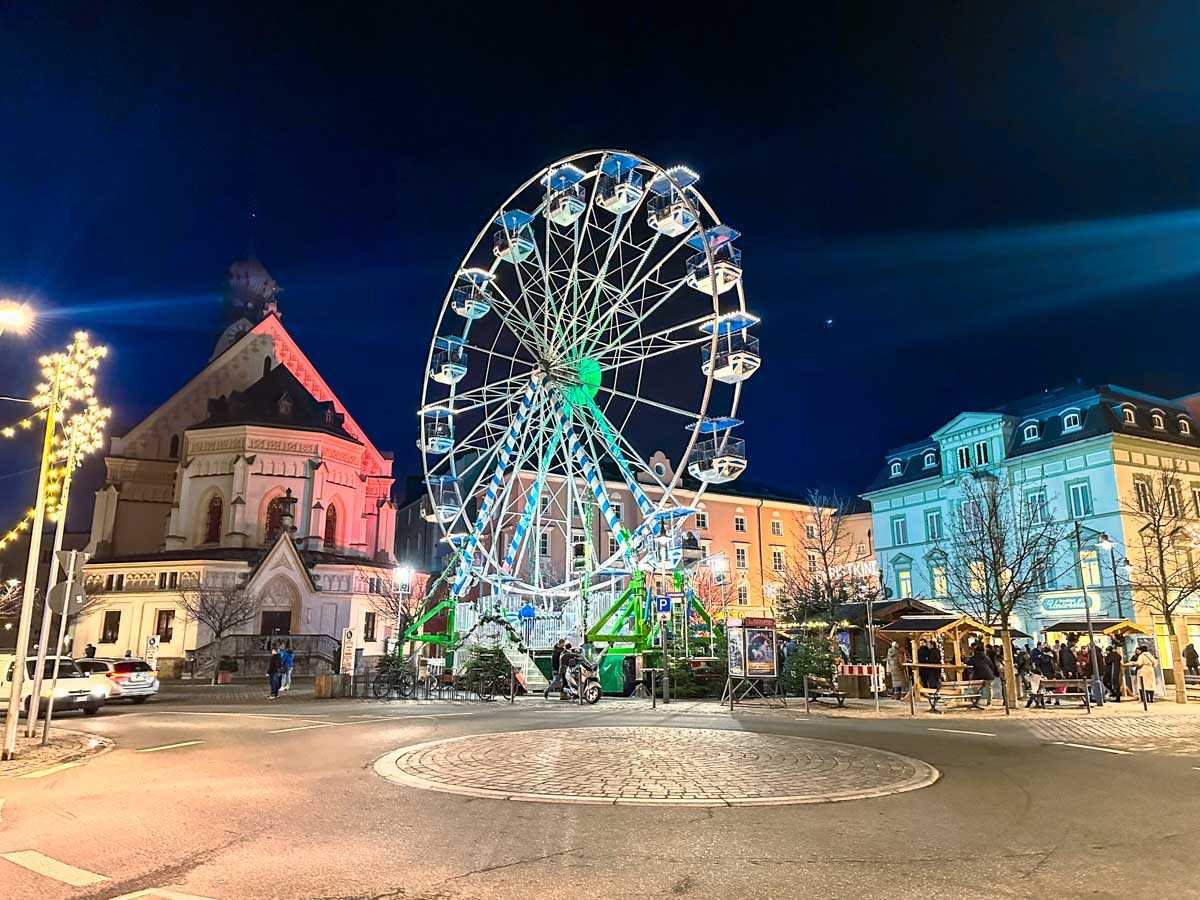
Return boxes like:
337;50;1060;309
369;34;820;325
371;669;415;699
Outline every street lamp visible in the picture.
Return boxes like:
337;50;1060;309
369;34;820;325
0;300;35;337
1073;522;1115;705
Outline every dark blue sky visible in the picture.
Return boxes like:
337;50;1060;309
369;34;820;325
3;4;1200;527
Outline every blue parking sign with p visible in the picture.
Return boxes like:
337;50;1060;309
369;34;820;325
655;595;672;614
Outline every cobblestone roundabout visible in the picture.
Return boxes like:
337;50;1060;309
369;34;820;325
374;726;940;806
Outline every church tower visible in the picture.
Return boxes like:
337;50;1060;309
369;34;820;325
211;257;280;359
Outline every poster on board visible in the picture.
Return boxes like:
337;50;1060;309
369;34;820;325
746;628;776;677
727;625;746;677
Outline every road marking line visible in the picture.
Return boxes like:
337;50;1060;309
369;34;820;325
137;740;205;753
108;888;215;899
268;712;476;734
1;850;109;886
18;761;84;779
928;728;996;737
1050;741;1131;755
152;710;331;721
0;797;5;823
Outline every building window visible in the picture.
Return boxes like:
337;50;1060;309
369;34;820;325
1079;550;1101;588
772;548;785;572
1022;423;1039;442
1181;418;1193;436
1151;412;1165;430
804;523;816;540
364;611;377;642
1123;407;1136;425
735;546;748;570
155;609;175;643
323;504;338;549
1062;411;1081;432
654;463;666;477
806;550;818;573
265;497;288;543
608;535;619;557
204;495;223;544
115;574;125;591
158;572;168;590
956;446;971;470
1068;481;1093;518
896;568;913;599
734;514;747;533
974;440;989;466
539;532;550;557
737;585;748;605
889;460;902;477
1026;489;1048;524
923;450;936;468
925;509;943;541
540;492;553;514
1192;486;1200;518
931;565;947;598
169;434;180;459
770;519;783;537
168;571;178;589
104;574;114;591
101;610;121;644
1167;483;1181;516
695;510;708;530
960;500;982;532
890;516;908;546
611;501;623;524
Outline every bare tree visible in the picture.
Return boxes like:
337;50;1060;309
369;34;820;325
1121;470;1200;703
933;473;1070;707
690;565;738;619
179;578;257;683
776;489;877;629
0;580;22;619
361;567;431;652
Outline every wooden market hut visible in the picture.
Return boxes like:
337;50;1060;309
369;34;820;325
876;614;993;699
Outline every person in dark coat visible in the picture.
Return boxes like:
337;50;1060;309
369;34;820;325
1035;645;1056;678
544;639;566;698
1104;644;1123;701
267;645;285;699
927;640;943;689
916;640;932;689
967;645;998;705
1057;641;1077;677
1184;643;1200;676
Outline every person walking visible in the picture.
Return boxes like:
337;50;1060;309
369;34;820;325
544;639;565;699
967;644;998;705
1104;644;1124;701
267;645;285;699
886;641;907;700
916;639;931;690
1131;647;1157;710
280;642;295;692
1184;642;1200;677
518;600;536;647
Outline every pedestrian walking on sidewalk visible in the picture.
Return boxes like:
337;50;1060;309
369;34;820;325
281;643;295;692
887;642;907;699
268;645;285;699
967;644;998;705
1184;642;1199;677
1131;648;1157;710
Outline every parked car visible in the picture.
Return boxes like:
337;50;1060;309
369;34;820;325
76;657;160;703
0;654;108;716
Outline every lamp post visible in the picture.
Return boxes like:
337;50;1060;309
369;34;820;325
1073;521;1107;706
1;332;108;761
1096;534;1125;620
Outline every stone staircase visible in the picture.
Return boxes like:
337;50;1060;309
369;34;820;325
502;642;548;693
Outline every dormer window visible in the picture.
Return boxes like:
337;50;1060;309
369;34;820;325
1022;422;1040;442
1122;407;1136;425
889;460;903;478
1180;418;1192;436
922;451;936;469
1151;411;1165;430
1062;411;1081;432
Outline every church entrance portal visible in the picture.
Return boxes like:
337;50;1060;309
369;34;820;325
261;611;292;636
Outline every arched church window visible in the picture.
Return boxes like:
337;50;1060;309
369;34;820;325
204;495;223;544
263;356;272;377
265;497;288;543
323;504;338;550
169;435;179;459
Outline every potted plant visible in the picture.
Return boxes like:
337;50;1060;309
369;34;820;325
217;656;239;684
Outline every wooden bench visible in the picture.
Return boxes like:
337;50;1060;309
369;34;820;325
1030;678;1091;711
803;675;846;709
927;680;985;713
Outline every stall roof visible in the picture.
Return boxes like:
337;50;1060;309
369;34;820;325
1041;619;1150;637
877;614;992;637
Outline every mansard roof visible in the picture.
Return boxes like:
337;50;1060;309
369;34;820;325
190;362;360;443
866;383;1200;492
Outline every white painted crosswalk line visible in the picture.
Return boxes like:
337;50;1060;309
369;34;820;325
1;850;109;886
928;728;995;737
1049;741;1131;755
137;740;205;753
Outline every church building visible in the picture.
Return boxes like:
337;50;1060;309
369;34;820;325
72;259;399;676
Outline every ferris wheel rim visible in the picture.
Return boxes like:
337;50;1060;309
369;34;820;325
419;149;749;598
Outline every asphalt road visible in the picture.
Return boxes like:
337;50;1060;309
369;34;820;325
1;693;1198;900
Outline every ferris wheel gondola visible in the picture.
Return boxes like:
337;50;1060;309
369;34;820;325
420;149;760;613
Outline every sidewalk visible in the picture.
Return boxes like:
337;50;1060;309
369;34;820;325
0;728;112;778
157;677;318;704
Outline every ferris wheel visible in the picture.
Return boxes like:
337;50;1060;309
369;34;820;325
418;149;761;607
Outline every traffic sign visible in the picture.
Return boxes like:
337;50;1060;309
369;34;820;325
46;579;87;616
654;595;672;614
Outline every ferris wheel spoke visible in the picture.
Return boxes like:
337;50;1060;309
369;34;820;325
485;281;548;358
595;320;714;375
577;399;671;503
593;382;703;421
587;277;692;362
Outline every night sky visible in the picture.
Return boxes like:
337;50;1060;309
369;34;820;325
3;4;1200;528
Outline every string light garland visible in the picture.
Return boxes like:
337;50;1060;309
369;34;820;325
0;408;48;439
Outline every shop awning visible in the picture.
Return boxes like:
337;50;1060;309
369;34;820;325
877;614;993;638
1041;619;1149;637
